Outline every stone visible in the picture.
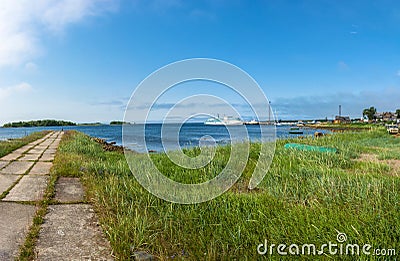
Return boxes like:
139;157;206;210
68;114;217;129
0;161;34;175
35;204;114;260
132;251;154;261
0;202;36;260
29;162;52;175
3;176;49;201
0;174;21;195
54;177;85;202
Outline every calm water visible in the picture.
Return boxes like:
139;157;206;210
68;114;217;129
0;124;330;153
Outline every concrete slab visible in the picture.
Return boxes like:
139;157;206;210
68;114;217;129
13;145;33;154
3;176;49;202
27;148;45;154
54;177;85;202
0;174;21;194
0;161;8;169
0;152;21;161
44;148;57;154
0;161;34;175
29;162;52;175
35;204;113;260
31;138;48;145
35;145;48;150
30;141;42;146
19;153;41;161
39;153;55;162
0;202;36;260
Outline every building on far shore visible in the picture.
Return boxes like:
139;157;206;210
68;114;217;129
333;105;351;124
371;112;398;123
334;116;351;124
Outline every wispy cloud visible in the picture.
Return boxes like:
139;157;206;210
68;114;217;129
24;62;38;73
0;82;33;100
397;70;400;76
338;61;349;71
0;0;118;68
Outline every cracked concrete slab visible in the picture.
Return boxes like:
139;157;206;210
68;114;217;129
39;153;55;162
27;148;45;154
0;202;36;260
45;148;57;154
0;161;8;169
3;176;49;202
29;162;52;175
35;204;114;260
19;153;41;161
0;161;34;175
34;145;48;150
0;153;21;161
13;145;33;154
0;174;21;194
54;177;85;203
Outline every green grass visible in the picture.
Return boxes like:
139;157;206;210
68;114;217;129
0;131;49;158
52;129;399;260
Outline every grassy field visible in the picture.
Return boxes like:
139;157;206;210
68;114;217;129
52;128;399;260
0;131;49;158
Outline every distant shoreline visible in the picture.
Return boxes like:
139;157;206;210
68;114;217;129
2;119;76;128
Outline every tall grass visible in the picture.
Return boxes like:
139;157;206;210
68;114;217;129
53;129;399;260
0;131;49;157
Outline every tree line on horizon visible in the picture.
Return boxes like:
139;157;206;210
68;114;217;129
3;120;76;128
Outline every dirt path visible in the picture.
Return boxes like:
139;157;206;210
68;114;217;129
356;153;400;176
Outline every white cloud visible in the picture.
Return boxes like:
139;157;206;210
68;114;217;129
0;82;33;100
0;0;118;68
24;62;38;72
338;61;349;71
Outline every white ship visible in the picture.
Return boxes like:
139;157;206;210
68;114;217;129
204;115;243;126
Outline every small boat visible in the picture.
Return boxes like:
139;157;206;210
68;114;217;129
289;127;303;134
387;125;399;135
244;119;259;125
204;116;243;126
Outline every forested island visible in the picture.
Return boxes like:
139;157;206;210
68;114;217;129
109;121;132;125
3;120;76;128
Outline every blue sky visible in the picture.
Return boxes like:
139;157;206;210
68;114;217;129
0;0;399;124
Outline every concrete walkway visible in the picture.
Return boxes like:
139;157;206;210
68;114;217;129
0;131;58;259
0;131;114;260
35;176;114;260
